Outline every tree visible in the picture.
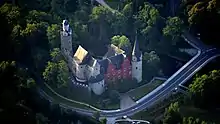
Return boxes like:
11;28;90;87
93;111;100;120
89;5;113;42
18;0;51;11
51;0;78;17
186;0;220;47
26;10;53;24
163;102;182;124
182;117;208;124
163;16;184;44
189;70;220;109
56;60;69;88
43;61;58;85
100;118;107;124
110;11;127;35
122;2;133;17
111;35;131;53
143;51;162;80
47;24;60;49
0;4;21;26
50;48;63;62
134;3;162;51
43;58;69;88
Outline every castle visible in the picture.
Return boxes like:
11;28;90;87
60;20;142;95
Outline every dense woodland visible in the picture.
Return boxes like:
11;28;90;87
0;0;220;123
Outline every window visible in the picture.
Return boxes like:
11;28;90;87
118;70;121;73
136;67;138;70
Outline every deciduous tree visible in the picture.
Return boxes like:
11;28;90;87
163;17;184;44
47;24;60;49
189;70;220;109
143;51;162;80
163;102;182;124
111;35;131;53
182;117;208;124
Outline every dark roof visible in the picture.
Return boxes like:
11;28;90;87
108;54;124;70
88;74;104;84
79;54;91;65
87;56;96;67
98;59;109;73
132;33;142;61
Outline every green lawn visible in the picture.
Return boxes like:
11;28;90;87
42;82;121;110
40;83;94;110
127;79;164;101
92;102;120;110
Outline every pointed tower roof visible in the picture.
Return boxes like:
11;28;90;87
132;30;142;60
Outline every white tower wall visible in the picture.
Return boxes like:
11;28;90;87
131;55;142;83
89;80;105;95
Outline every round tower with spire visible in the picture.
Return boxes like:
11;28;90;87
131;31;142;83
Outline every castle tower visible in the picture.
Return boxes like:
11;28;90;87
131;32;142;83
60;19;73;62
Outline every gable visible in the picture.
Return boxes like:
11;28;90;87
103;44;125;58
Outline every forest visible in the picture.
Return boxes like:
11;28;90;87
0;0;219;123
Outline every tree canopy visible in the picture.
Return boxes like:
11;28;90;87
163;102;182;124
189;70;220;109
184;0;220;47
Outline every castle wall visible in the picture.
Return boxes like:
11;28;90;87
105;57;132;82
88;80;105;95
91;62;100;77
75;64;87;82
84;65;93;79
60;32;73;58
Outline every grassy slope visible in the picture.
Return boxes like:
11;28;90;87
127;79;164;101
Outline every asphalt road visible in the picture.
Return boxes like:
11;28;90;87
36;33;220;118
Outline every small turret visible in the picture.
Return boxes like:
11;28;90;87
131;31;142;83
62;20;72;35
132;31;142;62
